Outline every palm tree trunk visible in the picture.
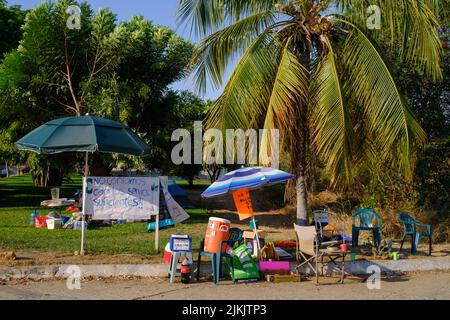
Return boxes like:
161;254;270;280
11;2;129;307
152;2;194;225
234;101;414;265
294;49;311;226
296;170;308;225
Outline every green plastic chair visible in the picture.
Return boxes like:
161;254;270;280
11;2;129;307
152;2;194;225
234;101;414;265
352;208;382;248
399;213;432;255
196;228;243;284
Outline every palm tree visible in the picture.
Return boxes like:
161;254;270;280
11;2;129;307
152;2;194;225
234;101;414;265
177;0;444;225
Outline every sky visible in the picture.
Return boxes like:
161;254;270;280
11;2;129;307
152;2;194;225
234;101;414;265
6;0;226;100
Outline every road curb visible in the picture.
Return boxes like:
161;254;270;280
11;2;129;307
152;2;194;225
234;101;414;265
1;257;449;280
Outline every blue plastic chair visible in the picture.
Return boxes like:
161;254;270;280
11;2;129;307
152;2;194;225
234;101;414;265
351;209;382;248
399;213;432;255
196;228;243;284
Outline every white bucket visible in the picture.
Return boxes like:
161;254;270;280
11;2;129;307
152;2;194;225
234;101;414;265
51;187;60;200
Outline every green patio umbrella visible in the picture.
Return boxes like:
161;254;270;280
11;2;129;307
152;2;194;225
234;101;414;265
16;115;150;254
16;115;149;156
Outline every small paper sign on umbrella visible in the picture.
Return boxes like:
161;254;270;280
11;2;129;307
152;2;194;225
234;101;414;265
232;188;254;221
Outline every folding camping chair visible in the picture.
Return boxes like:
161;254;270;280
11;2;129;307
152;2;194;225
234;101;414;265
313;210;346;248
294;224;346;284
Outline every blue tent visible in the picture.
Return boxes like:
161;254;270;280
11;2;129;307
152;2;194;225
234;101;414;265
168;183;195;209
168;184;187;197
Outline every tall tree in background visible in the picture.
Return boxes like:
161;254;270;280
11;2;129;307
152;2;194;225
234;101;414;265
0;0;26;61
177;0;444;225
0;0;195;184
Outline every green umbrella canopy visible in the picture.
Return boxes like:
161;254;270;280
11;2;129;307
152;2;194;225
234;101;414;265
15;115;149;156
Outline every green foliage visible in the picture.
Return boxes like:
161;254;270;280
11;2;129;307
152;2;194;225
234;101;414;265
0;1;26;60
144;91;207;179
177;0;444;222
0;0;202;185
415;138;450;215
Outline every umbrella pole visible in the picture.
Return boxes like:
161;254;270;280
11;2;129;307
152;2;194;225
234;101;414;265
252;216;261;255
80;152;89;256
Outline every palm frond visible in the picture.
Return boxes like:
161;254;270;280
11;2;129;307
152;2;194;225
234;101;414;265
338;0;442;81
177;0;285;37
190;11;277;94
311;36;354;186
336;19;427;179
260;40;309;166
204;29;280;132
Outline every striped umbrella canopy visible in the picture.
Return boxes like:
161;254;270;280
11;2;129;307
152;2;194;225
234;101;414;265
201;167;294;198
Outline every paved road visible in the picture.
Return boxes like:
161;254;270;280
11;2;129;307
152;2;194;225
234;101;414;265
0;272;449;300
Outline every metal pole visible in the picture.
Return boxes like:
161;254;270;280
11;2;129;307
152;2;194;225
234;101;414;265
252;216;261;255
155;213;159;253
80;152;88;256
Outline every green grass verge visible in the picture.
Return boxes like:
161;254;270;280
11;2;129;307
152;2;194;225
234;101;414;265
0;174;210;255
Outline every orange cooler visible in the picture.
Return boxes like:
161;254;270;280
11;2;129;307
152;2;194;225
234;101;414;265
204;217;231;253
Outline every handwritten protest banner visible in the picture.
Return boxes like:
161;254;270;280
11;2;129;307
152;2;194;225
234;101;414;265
232;188;254;221
84;177;159;220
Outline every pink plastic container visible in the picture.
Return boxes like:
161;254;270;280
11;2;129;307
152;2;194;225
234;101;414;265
259;261;291;273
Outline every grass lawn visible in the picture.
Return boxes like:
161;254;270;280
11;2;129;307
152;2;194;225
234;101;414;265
0;174;210;257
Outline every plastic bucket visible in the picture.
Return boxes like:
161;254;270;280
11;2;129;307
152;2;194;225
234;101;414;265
204;217;231;254
51;187;60;200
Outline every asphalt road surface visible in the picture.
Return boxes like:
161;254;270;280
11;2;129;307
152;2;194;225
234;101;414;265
1;272;449;300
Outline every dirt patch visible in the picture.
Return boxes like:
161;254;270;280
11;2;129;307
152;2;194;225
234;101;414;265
0;251;163;268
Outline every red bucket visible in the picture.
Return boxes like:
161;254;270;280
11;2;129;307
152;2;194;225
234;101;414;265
35;217;47;229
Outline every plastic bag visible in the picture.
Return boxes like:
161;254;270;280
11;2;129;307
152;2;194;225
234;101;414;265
224;244;260;280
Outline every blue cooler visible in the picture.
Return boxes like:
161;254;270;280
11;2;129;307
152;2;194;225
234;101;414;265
169;234;192;252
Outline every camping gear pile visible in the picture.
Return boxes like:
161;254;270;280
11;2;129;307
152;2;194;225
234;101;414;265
30;208;88;230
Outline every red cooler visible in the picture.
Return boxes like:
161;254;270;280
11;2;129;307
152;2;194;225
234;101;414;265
204;217;231;253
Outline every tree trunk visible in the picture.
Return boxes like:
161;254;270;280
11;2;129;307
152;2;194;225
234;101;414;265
293;47;312;226
296;171;309;226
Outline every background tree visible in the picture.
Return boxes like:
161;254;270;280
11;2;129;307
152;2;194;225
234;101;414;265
177;0;444;225
0;0;26;61
0;0;198;185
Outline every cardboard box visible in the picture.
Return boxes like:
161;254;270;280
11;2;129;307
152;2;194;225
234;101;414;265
266;274;301;283
243;230;266;240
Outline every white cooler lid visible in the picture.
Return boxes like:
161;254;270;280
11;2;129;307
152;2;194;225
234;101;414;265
209;217;230;224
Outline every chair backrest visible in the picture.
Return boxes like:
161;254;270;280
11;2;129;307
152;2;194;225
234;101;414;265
352;208;382;228
313;210;331;225
228;227;243;243
399;212;415;234
294;224;317;256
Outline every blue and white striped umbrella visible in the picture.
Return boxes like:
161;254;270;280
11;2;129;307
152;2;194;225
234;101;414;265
201;167;294;198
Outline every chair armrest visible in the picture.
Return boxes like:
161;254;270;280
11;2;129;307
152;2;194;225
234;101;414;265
415;223;431;234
